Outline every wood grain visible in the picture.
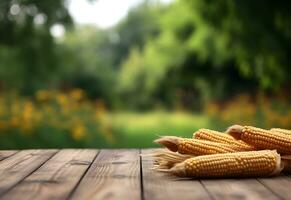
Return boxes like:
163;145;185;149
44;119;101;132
141;149;211;200
0;149;57;196
258;175;291;199
201;178;280;200
69;149;141;200
0;149;98;200
0;151;18;161
0;149;290;200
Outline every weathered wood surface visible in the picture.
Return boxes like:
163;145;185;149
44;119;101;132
70;149;141;200
200;179;280;200
0;151;18;161
0;149;98;200
0;150;57;196
0;149;289;200
141;149;211;200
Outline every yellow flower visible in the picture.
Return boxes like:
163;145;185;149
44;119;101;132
44;105;54;114
11;101;20;115
9;117;19;127
100;126;115;144
204;102;219;117
69;89;85;101
71;122;86;140
23;101;34;121
0;120;7;131
18;100;36;134
95;100;106;120
56;93;68;106
0;97;5;116
36;90;51;102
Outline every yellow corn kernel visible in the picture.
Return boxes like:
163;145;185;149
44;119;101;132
227;125;291;154
155;136;236;156
170;150;282;178
193;128;255;151
271;128;291;135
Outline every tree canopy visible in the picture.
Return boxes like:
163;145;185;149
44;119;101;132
0;0;290;109
0;0;71;92
119;0;291;108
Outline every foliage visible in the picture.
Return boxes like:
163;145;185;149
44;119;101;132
188;0;291;89
0;0;72;93
111;1;162;66
1;0;290;109
204;93;291;129
0;89;213;148
57;26;117;101
0;89;115;148
1;89;289;149
52;1;163;104
0;0;290;149
119;0;291;109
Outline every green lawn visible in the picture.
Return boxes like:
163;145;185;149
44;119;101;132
0;111;214;149
109;111;212;148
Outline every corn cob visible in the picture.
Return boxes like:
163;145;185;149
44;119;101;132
271;128;291;135
193;128;255;151
169;150;282;178
155;136;237;156
226;125;291;154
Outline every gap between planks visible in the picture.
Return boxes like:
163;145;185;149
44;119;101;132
0;150;19;161
0;149;59;196
66;150;101;200
200;178;281;200
140;149;287;200
141;149;212;200
69;149;141;200
0;149;98;200
1;149;290;200
257;175;291;200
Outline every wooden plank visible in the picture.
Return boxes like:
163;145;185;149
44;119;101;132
201;178;280;200
69;149;141;200
0;149;98;200
0;149;57;196
258;174;291;199
0;151;18;161
141;149;211;200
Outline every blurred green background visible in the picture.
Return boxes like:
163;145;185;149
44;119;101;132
0;0;290;149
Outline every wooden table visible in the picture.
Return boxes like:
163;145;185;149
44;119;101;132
0;149;290;200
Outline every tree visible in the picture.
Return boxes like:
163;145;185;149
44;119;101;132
110;0;163;66
185;0;291;89
119;0;291;109
57;26;116;101
0;0;72;93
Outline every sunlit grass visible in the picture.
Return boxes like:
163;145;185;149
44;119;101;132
0;90;289;149
109;111;211;148
0;89;212;148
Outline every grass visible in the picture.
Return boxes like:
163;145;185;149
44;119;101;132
1;90;289;149
0;111;212;149
109;111;211;148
